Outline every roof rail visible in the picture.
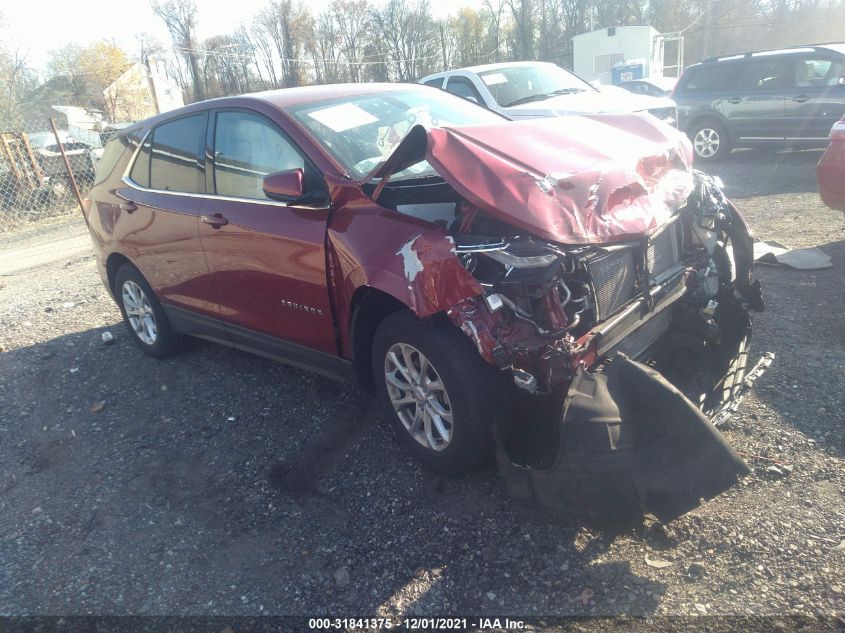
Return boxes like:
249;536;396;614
699;43;843;64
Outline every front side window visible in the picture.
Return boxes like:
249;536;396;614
794;57;844;87
423;78;444;88
288;89;504;180
149;114;206;193
445;77;482;102
213;111;304;200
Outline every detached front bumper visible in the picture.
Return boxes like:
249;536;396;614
497;352;752;524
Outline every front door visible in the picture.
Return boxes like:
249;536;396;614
198;108;336;355
784;55;845;141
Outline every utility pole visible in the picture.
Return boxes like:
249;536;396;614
703;0;714;59
439;23;448;70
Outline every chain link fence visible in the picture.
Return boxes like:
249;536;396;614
0;120;100;233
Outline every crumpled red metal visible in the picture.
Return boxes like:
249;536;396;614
368;113;695;245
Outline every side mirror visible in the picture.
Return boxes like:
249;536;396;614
839;74;845;86
262;168;304;202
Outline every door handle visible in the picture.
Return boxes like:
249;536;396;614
727;97;742;104
791;95;809;103
201;213;229;228
119;201;137;213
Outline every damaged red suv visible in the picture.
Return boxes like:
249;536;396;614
86;84;764;522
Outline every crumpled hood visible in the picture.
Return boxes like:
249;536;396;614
368;113;694;245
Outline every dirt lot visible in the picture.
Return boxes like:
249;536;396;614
0;149;843;622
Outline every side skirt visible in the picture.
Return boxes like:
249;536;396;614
163;305;354;383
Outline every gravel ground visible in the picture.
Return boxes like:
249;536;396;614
0;149;843;623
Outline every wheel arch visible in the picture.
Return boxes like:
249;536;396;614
349;286;408;391
105;252;133;296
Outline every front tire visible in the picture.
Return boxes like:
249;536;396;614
689;120;730;162
372;312;503;474
114;263;182;358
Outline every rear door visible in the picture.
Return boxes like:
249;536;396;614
117;112;219;319
722;58;791;141
198;108;337;355
785;54;845;141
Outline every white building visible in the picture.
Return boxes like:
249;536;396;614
103;57;184;123
573;26;665;85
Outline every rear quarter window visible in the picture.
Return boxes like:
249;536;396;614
93;136;129;186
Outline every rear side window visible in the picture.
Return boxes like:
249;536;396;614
93;136;128;186
149;114;206;193
213;110;304;200
794;57;845;87
678;65;734;93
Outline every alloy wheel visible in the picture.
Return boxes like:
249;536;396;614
693;128;720;158
384;343;453;452
121;280;158;345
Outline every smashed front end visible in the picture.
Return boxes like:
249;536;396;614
369;115;766;522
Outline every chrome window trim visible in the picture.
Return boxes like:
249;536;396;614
119;123;325;209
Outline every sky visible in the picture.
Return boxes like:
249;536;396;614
3;0;485;74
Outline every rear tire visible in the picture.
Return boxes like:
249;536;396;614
114;263;182;358
372;312;503;474
689;120;730;162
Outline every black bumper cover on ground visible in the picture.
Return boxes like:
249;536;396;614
496;353;751;524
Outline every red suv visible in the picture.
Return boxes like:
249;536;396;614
818;114;845;210
86;84;764;521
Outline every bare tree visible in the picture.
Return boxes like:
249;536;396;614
331;0;372;82
151;0;205;101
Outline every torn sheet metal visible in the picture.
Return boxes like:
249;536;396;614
395;233;483;318
497;354;751;524
753;241;832;270
366;113;694;245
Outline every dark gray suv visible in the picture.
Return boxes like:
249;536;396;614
674;44;845;161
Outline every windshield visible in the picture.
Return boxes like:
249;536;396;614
288;89;504;180
478;64;594;107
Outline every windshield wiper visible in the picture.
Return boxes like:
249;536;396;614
503;88;585;107
503;93;555;107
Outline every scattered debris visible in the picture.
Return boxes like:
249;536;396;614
69;367;79;374
694;603;708;614
101;331;114;345
573;588;594;606
486;592;496;601
334;566;351;588
645;556;674;569
687;562;706;580
89;401;106;413
764;465;790;478
753;240;832;270
62;301;76;308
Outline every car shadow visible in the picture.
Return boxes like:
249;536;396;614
697;148;825;198
0;323;669;616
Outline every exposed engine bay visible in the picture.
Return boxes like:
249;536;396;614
366;116;767;522
384;170;762;405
